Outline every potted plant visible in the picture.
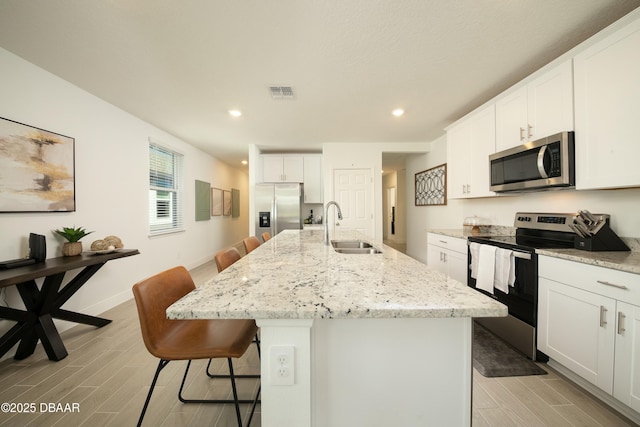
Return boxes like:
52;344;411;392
53;226;93;256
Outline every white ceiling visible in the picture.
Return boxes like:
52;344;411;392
0;1;638;171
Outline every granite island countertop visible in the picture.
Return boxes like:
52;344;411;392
167;229;507;320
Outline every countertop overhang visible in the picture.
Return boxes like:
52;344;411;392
167;229;506;321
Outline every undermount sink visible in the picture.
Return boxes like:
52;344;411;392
331;240;374;249
333;247;382;254
331;240;381;254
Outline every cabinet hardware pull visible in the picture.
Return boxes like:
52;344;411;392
600;305;608;327
439;240;447;244
528;124;533;138
443;253;447;263
519;127;525;140
617;312;626;335
596;280;628;290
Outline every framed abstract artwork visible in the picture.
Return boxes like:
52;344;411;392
0;117;75;212
223;190;232;216
415;163;447;206
211;187;223;216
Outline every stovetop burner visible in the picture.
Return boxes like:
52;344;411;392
469;212;582;250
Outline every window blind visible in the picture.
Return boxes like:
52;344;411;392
148;141;184;235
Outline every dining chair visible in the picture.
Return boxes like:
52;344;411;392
132;266;260;427
212;246;262;369
243;236;261;254
261;231;271;242
214;246;242;272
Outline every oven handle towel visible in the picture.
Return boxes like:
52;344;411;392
476;245;497;295
469;243;480;279
494;248;515;293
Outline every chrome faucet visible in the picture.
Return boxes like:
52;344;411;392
324;201;343;245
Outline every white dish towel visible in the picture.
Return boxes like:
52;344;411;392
476;244;496;295
494;248;513;293
469;242;480;279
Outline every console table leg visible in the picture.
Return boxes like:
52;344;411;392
36;315;68;361
14;325;40;360
52;308;112;328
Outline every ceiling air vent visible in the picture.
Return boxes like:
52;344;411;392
269;86;295;100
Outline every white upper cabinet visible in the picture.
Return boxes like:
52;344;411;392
303;155;323;203
261;155;304;182
574;15;640;190
447;104;496;199
495;60;574;152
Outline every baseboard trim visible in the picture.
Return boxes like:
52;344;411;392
547;359;640;426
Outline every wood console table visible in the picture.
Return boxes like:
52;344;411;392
0;249;139;361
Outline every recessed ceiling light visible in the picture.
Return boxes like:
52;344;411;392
242;160;248;165
228;109;242;117
392;108;405;117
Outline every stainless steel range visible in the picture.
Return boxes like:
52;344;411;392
467;212;609;361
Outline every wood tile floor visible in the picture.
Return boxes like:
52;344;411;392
0;260;636;427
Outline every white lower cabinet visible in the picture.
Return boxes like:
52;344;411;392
538;255;640;413
614;302;640;412
538;276;616;392
426;233;467;284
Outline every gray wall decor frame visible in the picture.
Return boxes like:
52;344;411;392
415;163;447;206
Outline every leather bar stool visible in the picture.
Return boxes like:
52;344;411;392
212;246;262;372
261;231;271;242
132;266;259;427
243;236;261;254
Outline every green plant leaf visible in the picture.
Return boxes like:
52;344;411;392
53;226;94;242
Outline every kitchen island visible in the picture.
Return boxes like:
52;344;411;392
167;229;506;427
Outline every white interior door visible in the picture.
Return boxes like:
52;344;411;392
333;169;373;238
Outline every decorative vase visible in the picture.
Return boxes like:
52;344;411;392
62;241;83;257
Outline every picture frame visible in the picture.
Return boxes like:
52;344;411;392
231;188;240;218
0;117;75;212
211;187;223;216
415;163;447;206
195;180;211;221
223;190;232;216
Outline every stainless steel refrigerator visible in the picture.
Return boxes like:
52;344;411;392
255;183;302;237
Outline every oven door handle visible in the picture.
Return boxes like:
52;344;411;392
512;250;532;260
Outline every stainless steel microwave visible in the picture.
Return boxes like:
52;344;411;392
490;131;575;192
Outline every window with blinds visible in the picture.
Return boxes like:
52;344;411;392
149;141;184;235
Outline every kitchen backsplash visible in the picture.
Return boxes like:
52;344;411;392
462;225;515;236
623;238;640;252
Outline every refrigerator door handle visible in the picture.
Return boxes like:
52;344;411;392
273;198;277;236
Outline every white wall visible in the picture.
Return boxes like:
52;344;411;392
406;135;640;263
405;135;464;262
0;48;248;340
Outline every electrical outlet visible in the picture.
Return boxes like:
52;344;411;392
270;345;295;386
